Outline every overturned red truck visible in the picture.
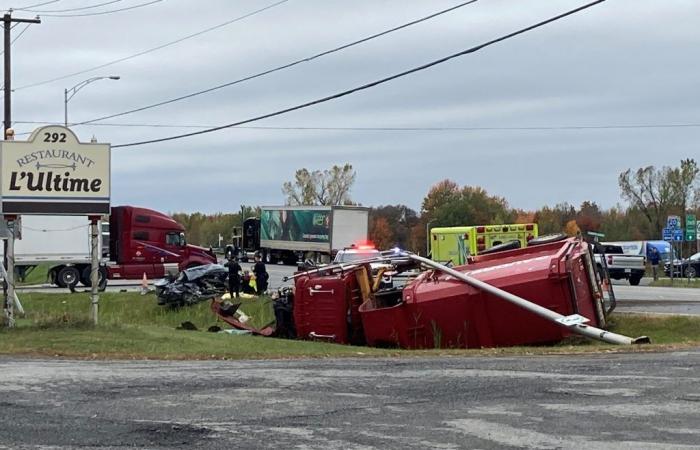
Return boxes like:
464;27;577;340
214;236;649;348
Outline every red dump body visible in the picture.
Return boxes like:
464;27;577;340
359;238;605;349
218;238;607;349
294;270;365;344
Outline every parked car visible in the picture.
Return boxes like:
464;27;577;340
665;252;700;278
593;243;646;285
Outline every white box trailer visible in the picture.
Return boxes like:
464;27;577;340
1;215;103;287
256;206;370;264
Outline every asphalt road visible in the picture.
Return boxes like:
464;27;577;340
613;285;700;315
1;351;699;449
15;262;298;294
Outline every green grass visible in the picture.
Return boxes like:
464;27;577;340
1;292;699;359
2;292;394;359
12;292;275;331
607;313;700;344
650;278;700;288
17;263;50;285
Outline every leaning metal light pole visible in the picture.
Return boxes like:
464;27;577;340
64;76;120;127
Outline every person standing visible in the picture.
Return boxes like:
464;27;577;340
649;247;660;281
253;253;269;295
224;256;242;298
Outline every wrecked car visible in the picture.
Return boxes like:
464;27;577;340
156;263;228;307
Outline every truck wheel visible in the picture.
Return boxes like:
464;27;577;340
685;267;697;278
629;275;642;286
57;266;80;289
527;234;568;246
478;240;521;255
81;266;107;288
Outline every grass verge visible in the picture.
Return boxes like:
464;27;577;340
1;292;698;359
649;278;700;288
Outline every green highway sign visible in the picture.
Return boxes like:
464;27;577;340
687;214;697;241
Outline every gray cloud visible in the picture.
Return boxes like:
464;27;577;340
6;0;700;213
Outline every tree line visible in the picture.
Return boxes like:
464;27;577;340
174;160;700;254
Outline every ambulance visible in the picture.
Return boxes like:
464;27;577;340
430;224;538;264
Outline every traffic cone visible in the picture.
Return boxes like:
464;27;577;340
140;272;149;295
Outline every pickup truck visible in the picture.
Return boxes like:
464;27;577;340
593;243;646;286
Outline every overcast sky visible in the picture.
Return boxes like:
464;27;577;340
4;0;699;214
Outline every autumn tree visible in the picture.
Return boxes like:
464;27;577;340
282;163;356;206
370;204;419;250
598;205;647;241
564;219;581;236
575;201;603;234
369;217;393;250
171;212;241;247
533;203;576;235
421;180;514;227
618;159;700;234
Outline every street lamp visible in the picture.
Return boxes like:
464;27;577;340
64;76;120;127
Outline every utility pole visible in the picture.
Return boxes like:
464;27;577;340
3;12;40;327
3;12;40;136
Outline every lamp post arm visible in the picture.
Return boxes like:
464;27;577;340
65;77;106;102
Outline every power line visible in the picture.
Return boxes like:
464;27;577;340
12;0;60;10
17;0;123;13
0;23;35;59
12;0;288;91
112;0;608;149
13;120;700;133
75;0;480;126
36;0;161;17
10;22;31;44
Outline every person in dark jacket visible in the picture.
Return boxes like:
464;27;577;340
224;256;242;298
253;254;269;295
649;247;661;281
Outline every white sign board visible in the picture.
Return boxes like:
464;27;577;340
0;126;110;215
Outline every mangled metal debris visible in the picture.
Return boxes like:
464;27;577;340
156;264;228;307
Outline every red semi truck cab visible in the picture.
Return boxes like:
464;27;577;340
107;206;217;280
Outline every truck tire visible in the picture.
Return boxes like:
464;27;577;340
80;266;107;289
527;234;568;246
629;275;642;286
264;251;277;264
57;266;80;289
478;240;521;255
685;266;697;278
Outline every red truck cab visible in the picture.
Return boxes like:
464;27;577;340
107;206;216;280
